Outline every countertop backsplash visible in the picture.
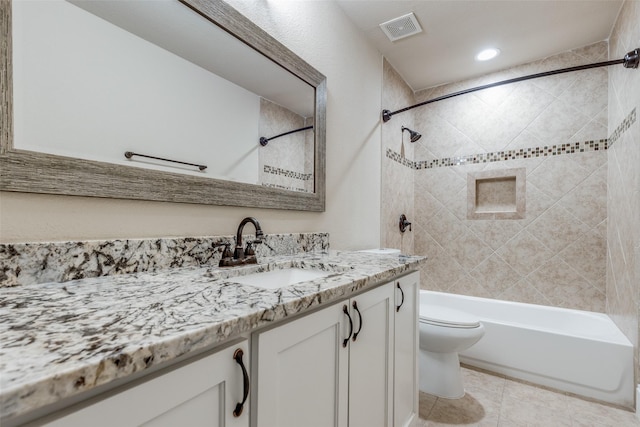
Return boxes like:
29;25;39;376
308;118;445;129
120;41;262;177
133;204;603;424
0;233;330;287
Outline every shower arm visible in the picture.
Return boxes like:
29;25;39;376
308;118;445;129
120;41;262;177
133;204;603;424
259;125;314;146
382;48;639;123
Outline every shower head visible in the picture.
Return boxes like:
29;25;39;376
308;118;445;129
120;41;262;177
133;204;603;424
401;126;421;142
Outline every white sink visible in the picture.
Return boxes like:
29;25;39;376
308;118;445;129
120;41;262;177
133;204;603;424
230;267;334;289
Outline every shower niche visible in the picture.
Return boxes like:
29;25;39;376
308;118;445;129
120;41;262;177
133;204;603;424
467;168;525;220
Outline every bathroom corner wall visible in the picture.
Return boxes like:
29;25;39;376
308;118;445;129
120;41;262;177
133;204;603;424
381;59;415;254
407;42;610;312
607;0;640;390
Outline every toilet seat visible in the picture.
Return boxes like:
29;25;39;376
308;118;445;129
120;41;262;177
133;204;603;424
419;305;480;329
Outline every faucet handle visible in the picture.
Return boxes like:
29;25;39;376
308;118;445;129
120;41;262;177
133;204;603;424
399;214;412;233
245;241;255;256
213;241;233;258
245;238;263;254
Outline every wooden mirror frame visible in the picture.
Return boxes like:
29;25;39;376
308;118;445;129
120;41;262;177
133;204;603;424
0;0;326;211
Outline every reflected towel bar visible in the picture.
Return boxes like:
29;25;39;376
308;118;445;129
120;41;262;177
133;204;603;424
259;125;313;146
124;151;207;171
382;48;639;122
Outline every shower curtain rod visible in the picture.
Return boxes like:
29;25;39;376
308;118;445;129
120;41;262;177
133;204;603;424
382;48;639;122
259;125;314;146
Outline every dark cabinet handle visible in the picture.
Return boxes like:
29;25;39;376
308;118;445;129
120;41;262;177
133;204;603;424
233;348;250;417
396;282;405;312
352;301;363;341
343;305;353;347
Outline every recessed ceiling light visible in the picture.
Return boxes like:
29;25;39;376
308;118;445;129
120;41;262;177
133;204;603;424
475;48;500;61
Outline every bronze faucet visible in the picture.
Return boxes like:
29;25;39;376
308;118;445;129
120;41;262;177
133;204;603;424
219;217;264;267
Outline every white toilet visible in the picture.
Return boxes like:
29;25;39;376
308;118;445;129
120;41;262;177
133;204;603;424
419;303;485;399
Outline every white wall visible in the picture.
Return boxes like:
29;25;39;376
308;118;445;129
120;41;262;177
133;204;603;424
0;0;383;251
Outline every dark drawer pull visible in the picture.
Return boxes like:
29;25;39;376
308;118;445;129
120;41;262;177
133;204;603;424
233;348;250;417
352;301;363;341
396;282;405;312
343;305;353;347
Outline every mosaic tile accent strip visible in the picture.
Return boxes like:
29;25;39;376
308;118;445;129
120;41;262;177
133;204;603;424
387;108;636;171
264;165;313;181
386;150;415;168
387;138;609;170
608;107;636;147
0;233;330;287
261;183;309;193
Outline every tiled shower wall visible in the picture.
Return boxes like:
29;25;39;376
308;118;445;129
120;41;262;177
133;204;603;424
606;0;640;388
383;42;612;312
381;59;414;254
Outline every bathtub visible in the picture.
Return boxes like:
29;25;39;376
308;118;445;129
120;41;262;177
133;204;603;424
420;291;634;407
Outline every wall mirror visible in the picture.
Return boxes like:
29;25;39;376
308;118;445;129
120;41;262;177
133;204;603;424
0;0;327;211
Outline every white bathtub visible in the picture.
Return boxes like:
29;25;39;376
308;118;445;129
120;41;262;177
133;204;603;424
420;291;635;407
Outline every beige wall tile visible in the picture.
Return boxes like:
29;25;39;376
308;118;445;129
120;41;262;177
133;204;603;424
470;254;522;297
498;278;551;306
386;40;614;313
467;220;523;251
528;205;591;253
496;230;555;276
606;0;639;377
558;227;607;291
443;230;494;271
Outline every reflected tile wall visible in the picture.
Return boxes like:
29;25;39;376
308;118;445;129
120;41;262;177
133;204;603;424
606;0;640;388
259;98;314;192
389;42;612;312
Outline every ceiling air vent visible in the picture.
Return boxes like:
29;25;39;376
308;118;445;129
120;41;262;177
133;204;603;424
379;12;422;42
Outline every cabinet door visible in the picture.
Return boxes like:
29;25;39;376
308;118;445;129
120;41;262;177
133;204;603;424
254;302;349;427
394;272;420;427
40;341;250;427
348;283;395;427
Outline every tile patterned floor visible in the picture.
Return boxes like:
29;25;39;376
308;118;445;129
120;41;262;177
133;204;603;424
418;366;640;427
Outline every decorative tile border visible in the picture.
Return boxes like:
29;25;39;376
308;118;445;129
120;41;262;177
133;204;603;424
0;233;330;287
261;182;309;193
387;138;608;170
386;108;636;170
264;165;313;181
416;138;609;169
608;107;636;147
386;150;415;168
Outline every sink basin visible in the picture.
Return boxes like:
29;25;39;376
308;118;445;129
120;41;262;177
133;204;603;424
230;267;334;289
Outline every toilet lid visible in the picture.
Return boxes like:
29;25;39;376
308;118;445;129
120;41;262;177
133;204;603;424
419;305;481;328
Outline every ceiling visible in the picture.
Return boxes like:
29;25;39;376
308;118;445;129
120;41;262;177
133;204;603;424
335;0;624;92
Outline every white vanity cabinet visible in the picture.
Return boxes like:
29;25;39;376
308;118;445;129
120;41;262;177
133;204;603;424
393;271;420;427
253;282;396;427
19;272;420;427
35;340;250;427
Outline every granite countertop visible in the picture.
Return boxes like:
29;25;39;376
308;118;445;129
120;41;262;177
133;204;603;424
0;250;424;422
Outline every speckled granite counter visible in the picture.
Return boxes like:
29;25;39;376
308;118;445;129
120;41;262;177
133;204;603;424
0;250;424;423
